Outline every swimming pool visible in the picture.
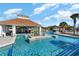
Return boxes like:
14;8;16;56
0;34;79;56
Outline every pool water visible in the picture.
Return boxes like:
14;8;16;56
0;34;79;56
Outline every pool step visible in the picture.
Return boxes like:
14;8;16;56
68;48;79;56
56;47;79;56
62;49;74;56
56;49;70;56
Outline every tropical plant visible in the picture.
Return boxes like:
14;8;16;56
59;22;68;28
70;13;79;35
59;22;68;32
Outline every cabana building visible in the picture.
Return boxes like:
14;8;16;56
0;15;42;37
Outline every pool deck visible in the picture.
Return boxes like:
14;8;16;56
0;36;16;47
56;32;79;39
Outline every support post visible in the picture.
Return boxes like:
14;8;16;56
0;25;2;37
39;26;42;35
12;25;16;36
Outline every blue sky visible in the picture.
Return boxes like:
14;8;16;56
0;3;79;27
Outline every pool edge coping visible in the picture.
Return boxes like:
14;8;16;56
55;33;79;39
0;36;16;48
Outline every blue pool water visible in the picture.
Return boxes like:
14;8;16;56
0;34;79;56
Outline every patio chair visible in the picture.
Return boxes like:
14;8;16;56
6;31;12;36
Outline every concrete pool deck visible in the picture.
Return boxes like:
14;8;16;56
0;36;16;47
55;32;79;39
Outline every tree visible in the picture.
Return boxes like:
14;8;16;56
70;13;79;35
48;25;56;31
59;22;68;32
59;22;68;28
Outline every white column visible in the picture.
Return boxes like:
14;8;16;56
2;26;6;37
39;26;42;35
0;25;2;37
12;25;16;36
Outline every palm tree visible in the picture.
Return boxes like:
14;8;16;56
70;13;79;35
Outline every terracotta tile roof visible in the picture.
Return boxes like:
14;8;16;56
0;18;41;27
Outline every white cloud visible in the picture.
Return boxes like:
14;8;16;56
43;15;54;21
42;3;79;25
53;4;79;20
32;3;38;6
55;10;72;19
53;10;79;20
69;4;79;10
4;8;23;16
43;10;74;21
43;3;57;8
52;4;59;10
3;8;23;19
42;9;79;26
34;6;45;14
53;3;79;26
31;3;58;16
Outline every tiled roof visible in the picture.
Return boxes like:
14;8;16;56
0;18;41;27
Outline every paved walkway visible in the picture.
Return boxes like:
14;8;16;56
65;31;79;35
56;32;79;38
0;36;16;47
